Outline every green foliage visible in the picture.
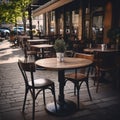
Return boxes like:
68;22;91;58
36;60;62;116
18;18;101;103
54;38;66;52
0;0;31;24
107;27;120;43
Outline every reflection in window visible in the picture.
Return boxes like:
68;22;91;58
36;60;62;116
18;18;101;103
92;15;103;43
92;7;104;43
50;11;55;34
72;10;79;37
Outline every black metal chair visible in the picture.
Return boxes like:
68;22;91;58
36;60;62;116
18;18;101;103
18;60;57;120
23;41;38;61
64;50;74;57
65;53;93;110
93;51;117;92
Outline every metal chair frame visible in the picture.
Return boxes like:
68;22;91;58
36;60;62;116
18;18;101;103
65;53;93;109
18;60;57;120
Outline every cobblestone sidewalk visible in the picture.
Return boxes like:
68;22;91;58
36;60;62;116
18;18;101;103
0;40;120;120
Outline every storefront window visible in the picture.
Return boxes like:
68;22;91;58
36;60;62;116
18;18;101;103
65;11;71;34
92;7;104;43
50;11;55;34
71;10;79;39
59;14;64;35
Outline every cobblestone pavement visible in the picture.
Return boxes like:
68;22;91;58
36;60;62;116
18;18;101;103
0;40;120;120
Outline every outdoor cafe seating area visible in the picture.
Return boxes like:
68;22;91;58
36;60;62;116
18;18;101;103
0;0;120;120
4;34;120;119
0;34;120;120
13;34;120;94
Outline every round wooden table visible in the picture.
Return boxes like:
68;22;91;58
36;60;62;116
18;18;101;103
31;44;53;58
35;57;93;116
84;48;119;53
27;39;49;44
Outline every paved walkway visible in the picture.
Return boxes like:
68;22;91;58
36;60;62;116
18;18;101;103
0;40;120;120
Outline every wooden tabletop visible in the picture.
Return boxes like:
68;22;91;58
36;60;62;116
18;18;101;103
18;35;30;39
27;39;49;42
84;48;119;53
31;44;53;48
35;57;93;70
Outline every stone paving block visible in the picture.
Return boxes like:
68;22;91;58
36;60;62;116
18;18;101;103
1;110;24;120
97;100;119;108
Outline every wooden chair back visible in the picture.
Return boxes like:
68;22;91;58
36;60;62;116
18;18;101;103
93;51;116;69
18;60;36;86
74;53;94;61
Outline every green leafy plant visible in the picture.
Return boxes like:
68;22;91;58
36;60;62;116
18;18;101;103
54;38;66;52
107;27;120;44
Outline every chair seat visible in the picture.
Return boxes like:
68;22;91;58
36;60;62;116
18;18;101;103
65;73;87;81
29;78;54;88
64;53;93;109
97;66;116;72
36;50;51;54
27;51;37;55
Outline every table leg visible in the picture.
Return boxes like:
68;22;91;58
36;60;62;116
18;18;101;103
45;70;77;116
41;48;44;58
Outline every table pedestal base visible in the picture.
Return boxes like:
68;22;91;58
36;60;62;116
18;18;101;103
45;99;77;116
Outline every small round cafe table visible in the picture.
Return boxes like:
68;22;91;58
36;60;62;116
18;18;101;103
35;57;93;116
31;44;53;58
27;39;49;44
84;48;119;54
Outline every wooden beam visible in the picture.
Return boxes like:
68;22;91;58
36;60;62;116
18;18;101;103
33;0;74;16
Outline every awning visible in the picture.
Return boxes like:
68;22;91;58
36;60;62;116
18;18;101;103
32;0;74;16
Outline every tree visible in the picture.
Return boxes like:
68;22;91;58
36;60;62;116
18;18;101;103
0;0;31;31
17;0;32;33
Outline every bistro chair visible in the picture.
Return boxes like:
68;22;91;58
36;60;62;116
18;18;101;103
23;41;37;61
9;34;18;47
65;53;93;109
116;52;120;89
18;60;57;120
93;51;117;92
64;50;74;57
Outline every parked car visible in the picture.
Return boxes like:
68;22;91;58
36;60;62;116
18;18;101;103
0;27;10;38
13;26;24;35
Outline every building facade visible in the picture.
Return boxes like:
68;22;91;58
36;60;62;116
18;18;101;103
32;0;120;46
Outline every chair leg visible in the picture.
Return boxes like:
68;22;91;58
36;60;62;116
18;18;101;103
43;89;46;106
94;72;97;86
52;87;57;112
85;81;92;101
74;84;77;95
50;84;57;112
96;71;100;93
76;86;80;110
32;89;35;120
22;88;28;112
94;67;97;86
96;80;99;93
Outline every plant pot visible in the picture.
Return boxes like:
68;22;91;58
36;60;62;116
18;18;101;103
56;52;64;62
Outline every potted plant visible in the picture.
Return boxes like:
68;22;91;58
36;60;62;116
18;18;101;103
54;37;66;62
107;27;120;44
